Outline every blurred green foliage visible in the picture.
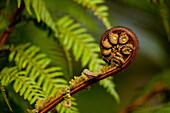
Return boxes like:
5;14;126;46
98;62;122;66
0;0;170;113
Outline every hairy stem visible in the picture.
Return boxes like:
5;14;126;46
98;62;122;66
39;26;139;113
39;67;123;113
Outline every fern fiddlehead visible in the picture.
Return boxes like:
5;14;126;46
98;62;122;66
38;26;138;113
100;26;138;72
68;26;138;90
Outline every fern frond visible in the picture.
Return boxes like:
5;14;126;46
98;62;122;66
19;0;57;32
0;66;17;86
48;41;73;80
147;0;170;41
23;0;32;15
0;83;13;112
62;44;73;79
56;16;105;71
0;67;45;104
73;0;111;29
17;0;22;8
56;16;118;101
57;97;79;113
0;44;68;96
99;77;120;103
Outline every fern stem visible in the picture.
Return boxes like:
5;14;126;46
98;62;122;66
39;65;124;113
39;64;133;113
0;0;25;47
38;26;139;113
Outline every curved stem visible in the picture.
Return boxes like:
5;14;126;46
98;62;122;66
39;67;122;113
39;26;139;113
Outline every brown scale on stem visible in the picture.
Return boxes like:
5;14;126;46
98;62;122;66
38;26;138;113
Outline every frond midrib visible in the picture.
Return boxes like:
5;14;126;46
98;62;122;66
59;27;101;66
0;73;44;99
2;48;58;89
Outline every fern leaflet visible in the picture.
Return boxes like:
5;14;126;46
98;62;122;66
56;16;118;102
46;40;73;80
0;67;45;104
0;43;68;96
73;0;111;29
18;0;57;32
56;16;105;71
99;77;120;103
0;66;17;86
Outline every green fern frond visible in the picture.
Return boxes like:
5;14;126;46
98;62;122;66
62;44;73;79
43;38;74;80
56;16;105;71
99;77;120;103
19;0;57;32
17;0;22;8
48;41;73;80
73;0;111;29
0;83;13;112
24;0;32;15
57;97;79;113
0;67;45;104
0;66;18;86
0;44;68;96
147;0;170;42
56;16;118;101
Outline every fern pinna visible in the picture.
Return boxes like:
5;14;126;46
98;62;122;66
0;67;45;104
56;16;105;71
74;0;111;29
0;43;79;112
20;0;119;102
56;16;119;101
0;0;118;112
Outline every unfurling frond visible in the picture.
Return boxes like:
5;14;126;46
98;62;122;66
56;16;105;71
73;0;111;29
0;67;45;104
0;44;68;96
56;16;118;101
